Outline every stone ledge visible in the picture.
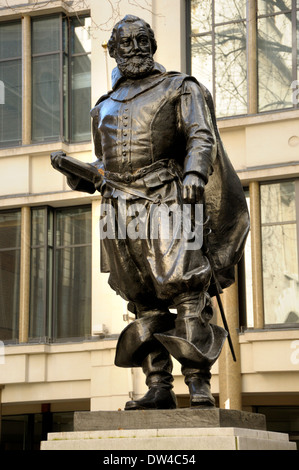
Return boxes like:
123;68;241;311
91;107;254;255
74;408;267;432
41;427;297;450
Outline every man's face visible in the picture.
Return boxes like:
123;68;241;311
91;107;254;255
114;21;154;78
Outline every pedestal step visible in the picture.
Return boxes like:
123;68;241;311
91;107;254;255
41;426;296;450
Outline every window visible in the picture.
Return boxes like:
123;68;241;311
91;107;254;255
261;181;299;325
29;205;92;340
189;0;247;117
257;0;297;112
0;21;22;147
0;210;21;341
32;15;91;143
188;0;299;117
242;190;254;328
0;14;91;148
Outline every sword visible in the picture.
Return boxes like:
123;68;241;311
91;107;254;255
212;271;237;362
202;218;237;362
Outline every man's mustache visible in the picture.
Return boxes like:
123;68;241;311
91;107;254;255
121;51;152;59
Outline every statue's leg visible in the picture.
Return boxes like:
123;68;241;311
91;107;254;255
174;292;213;354
124;306;177;410
173;293;216;407
182;367;215;407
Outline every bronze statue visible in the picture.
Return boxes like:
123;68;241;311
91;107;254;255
51;15;249;410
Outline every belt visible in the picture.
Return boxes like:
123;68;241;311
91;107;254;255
103;159;174;184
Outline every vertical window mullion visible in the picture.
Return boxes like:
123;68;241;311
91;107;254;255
44;208;50;339
59;14;64;141
247;0;258;114
292;0;297;85
212;0;216;105
185;0;192;75
51;209;58;340
68;17;72;143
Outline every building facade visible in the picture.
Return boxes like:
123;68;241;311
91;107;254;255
0;0;299;449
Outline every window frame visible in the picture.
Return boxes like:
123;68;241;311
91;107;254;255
257;1;299;113
0;19;22;148
0;208;22;342
187;0;299;117
31;13;91;145
29;204;92;342
260;178;299;329
187;0;248;117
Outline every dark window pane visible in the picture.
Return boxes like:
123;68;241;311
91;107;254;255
0;211;21;341
0;22;21;60
32;54;61;142
0;211;21;249
0;60;22;146
70;54;91;142
54;207;91;338
0;250;20;341
215;21;247;116
29;209;47;338
55;245;91;338
258;13;293;112
29;207;91;340
63;54;69;139
32;16;61;54
29;247;46;338
56;207;91;247
31;208;46;247
0;21;22;147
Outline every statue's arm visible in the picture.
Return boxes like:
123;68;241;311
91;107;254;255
179;79;217;203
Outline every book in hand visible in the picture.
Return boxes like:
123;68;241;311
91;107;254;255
51;152;103;184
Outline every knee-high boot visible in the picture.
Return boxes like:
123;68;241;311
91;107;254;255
125;347;177;410
154;294;227;408
114;307;177;410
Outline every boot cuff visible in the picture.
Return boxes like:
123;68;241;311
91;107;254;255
115;312;176;367
155;323;227;369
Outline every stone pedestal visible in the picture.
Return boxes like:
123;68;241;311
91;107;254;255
40;409;296;450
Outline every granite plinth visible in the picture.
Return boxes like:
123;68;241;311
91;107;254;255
73;408;266;432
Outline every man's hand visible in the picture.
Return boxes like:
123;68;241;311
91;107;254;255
182;173;205;203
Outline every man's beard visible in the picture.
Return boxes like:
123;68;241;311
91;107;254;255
116;54;155;78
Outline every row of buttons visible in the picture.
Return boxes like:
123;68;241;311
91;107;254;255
121;107;129;160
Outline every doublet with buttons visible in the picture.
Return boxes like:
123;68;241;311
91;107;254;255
91;63;216;183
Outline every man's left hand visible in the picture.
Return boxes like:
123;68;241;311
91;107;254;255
182;174;205;203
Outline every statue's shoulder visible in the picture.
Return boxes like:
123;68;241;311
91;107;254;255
164;71;210;95
90;92;111;118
